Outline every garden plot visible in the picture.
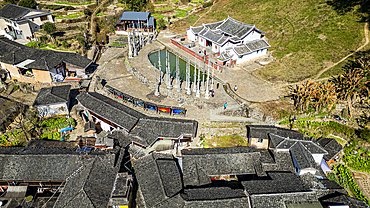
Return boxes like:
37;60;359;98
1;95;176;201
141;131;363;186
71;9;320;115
38;117;76;141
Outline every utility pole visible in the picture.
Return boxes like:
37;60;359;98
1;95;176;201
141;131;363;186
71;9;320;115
147;16;151;44
211;63;215;90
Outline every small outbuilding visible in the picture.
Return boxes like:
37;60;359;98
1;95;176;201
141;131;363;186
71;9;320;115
33;85;71;117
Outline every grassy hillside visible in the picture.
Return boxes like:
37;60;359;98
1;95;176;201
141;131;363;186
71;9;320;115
172;0;368;83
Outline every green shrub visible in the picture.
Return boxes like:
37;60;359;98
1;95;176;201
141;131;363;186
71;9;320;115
64;6;75;11
203;1;212;8
13;85;19;91
334;165;370;205
25;41;39;48
358;128;370;142
326;121;355;137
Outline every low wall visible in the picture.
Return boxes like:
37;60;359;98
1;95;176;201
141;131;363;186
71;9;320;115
171;38;224;72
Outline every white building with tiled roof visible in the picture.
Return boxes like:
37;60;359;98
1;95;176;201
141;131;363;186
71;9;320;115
186;16;270;65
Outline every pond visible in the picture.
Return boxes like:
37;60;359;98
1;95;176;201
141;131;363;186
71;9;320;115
148;49;208;82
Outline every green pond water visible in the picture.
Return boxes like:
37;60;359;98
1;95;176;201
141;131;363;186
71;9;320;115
148;50;207;82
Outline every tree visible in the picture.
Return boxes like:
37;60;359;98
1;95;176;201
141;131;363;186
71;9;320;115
332;57;370;117
84;8;92;16
156;18;166;30
42;22;56;35
3;0;15;5
18;0;37;9
125;0;147;11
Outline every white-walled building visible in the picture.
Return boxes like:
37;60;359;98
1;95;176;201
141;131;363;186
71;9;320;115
0;4;53;40
33;85;71;117
186;16;270;65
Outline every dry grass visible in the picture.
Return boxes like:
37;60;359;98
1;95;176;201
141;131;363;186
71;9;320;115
205;133;248;148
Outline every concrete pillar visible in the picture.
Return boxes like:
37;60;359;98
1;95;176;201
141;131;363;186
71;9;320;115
175;55;181;92
166;50;172;89
205;62;210;99
192;57;197;93
196;59;201;98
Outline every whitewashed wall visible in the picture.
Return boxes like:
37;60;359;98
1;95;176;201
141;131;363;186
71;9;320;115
37;103;68;117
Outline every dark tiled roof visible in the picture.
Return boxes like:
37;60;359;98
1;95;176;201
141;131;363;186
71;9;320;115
130;117;198;146
245;39;270;51
229;36;241;42
181;186;246;201
0;37;92;70
300;141;327;154
119;11;151;21
25;139;77;148
216;35;228;45
84;120;96;132
203;21;224;30
250;191;319;208
190;26;204;34
33;85;71;106
285;201;323;208
133;153;182;208
317;138;343;161
233;45;251;55
76;92;147;131
268;134;286;149
246;125;277;139
199;29;223;43
241;172;311;195
0;4;30;21
181;147;275;186
54;155;118;208
319;192;370;208
275;139;297;149
216;17;253;39
290;142;317;170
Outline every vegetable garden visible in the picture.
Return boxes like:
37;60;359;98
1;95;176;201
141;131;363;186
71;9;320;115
38;117;76;141
332;165;370;205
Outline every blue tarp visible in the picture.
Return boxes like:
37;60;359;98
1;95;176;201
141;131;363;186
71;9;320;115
60;127;73;133
119;11;151;21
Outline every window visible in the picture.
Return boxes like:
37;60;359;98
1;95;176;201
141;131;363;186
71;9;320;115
40;16;48;21
201;39;203;42
257;138;263;143
32;18;34;21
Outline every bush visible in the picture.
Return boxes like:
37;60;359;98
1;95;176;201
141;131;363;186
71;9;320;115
42;22;56;35
203;1;213;8
64;6;75;11
39;35;48;43
13;85;19;92
84;9;92;16
18;0;37;8
334;165;370;205
156;18;166;30
62;40;70;48
25;41;39;48
358;128;370;142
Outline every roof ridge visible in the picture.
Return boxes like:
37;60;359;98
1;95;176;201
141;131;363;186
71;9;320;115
297;142;314;167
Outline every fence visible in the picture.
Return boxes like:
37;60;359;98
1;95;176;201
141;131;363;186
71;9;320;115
105;85;187;116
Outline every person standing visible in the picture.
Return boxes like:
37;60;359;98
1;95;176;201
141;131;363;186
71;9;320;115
217;82;219;89
234;85;238;92
224;102;227;110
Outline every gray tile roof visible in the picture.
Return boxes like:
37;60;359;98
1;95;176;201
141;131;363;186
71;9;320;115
203;21;224;30
275;139;297;149
268;134;286;149
181;147;275;186
216;17;253;39
119;11;151;21
190;26;204;34
133;153;182;208
245;39;270;51
199;28;223;43
0;4;31;21
54;155;118;208
229;36;241;42
290;142;317;170
250;192;319;208
233;44;251;56
241;172;311;195
33;85;71;107
319;193;370;208
317;138;343;161
300;141;327;154
0;37;92;70
76;92;147;131
130;117;198;146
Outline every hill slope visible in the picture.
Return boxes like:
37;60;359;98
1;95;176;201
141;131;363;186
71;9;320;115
172;0;368;83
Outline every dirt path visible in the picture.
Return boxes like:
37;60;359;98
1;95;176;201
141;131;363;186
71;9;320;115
192;1;216;26
90;0;109;35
